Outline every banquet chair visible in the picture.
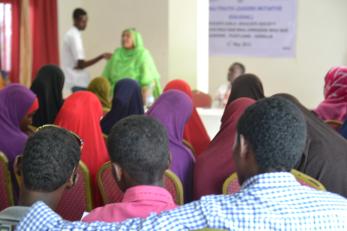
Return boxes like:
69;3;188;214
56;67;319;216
183;139;196;157
325;120;343;131
0;152;14;211
192;90;212;108
97;161;184;205
56;161;93;221
223;169;326;195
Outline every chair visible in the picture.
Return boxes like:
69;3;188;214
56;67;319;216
0;152;14;211
192;90;212;108
56;161;93;221
325;120;343;131
183;139;196;157
222;169;326;195
97;162;184;205
27;125;37;133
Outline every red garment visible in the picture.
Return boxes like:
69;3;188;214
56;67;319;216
193;97;255;199
315;67;347;121
55;91;109;207
164;80;210;156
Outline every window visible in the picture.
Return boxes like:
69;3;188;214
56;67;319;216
0;3;12;72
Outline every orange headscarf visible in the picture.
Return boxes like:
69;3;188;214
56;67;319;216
164;80;210;156
55;91;109;206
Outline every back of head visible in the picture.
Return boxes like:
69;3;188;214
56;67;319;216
237;97;307;172
22;126;80;192
73;8;87;20
108;115;169;185
231;62;246;74
228;74;264;105
87;77;111;108
164;79;193;98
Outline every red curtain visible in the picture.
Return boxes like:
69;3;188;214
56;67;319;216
30;0;59;78
0;0;20;83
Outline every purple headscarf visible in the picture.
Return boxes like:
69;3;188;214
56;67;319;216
0;84;37;164
147;90;195;202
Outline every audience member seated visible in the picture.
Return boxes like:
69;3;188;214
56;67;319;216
275;93;347;198
215;62;245;108
103;28;161;103
194;97;255;199
55;91;109;207
147;90;195;202
0;84;38;169
101;79;144;135
227;74;264;105
83;115;176;222
30;65;65;127
18;97;347;230
0;126;80;228
164;79;210;156
87;77;111;110
314;66;347;121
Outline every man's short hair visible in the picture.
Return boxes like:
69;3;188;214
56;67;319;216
108;115;169;184
232;62;246;74
73;8;87;20
22;126;80;192
237;97;307;172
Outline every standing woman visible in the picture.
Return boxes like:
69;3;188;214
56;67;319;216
164;79;210;156
55;91;109;206
31;65;65;127
314;67;347;122
147;90;195;202
101;79;144;135
102;29;161;104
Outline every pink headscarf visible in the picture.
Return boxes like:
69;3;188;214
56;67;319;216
315;67;347;121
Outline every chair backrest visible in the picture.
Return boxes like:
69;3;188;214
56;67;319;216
192;90;212;108
97;162;185;205
223;170;326;195
183;139;196;158
0;152;14;211
27;125;37;134
56;161;93;221
325;120;343;131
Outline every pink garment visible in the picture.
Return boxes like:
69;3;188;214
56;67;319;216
315;67;347;121
82;186;177;222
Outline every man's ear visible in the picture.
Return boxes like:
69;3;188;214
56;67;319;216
14;155;23;187
66;166;78;189
166;152;172;170
111;163;123;183
239;135;251;160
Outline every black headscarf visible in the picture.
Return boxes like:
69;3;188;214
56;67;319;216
227;74;265;105
31;65;64;126
101;78;144;135
274;93;347;198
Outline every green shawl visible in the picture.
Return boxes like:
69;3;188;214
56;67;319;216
102;29;161;97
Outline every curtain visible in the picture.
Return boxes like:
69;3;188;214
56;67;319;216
19;0;31;87
30;0;59;79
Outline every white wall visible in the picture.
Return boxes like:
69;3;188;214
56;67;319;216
209;0;347;108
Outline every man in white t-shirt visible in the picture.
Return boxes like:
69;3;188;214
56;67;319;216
61;8;111;95
214;62;245;108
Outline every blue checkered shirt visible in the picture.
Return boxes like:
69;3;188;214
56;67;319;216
17;172;347;230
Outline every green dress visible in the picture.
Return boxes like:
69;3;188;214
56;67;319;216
102;29;162;97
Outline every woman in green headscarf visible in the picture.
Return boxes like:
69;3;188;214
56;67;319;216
102;29;161;104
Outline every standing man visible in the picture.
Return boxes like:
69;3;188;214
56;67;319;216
215;62;245;108
61;8;111;96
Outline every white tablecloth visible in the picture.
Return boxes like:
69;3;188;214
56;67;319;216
196;108;224;139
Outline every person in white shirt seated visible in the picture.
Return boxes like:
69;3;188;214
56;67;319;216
215;62;245;108
61;8;111;96
0;126;80;230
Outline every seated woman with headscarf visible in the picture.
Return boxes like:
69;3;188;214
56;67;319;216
102;29;161;105
101;79;144;135
88;77;111;112
227;74;265;105
147;90;195;202
30;65;65;127
314;67;347;122
275;93;347;198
